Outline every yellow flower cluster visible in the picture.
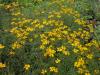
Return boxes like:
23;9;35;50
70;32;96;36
74;19;86;26
57;46;70;56
41;69;47;74
74;57;91;75
24;64;31;71
49;66;58;73
1;0;99;74
41;66;59;74
11;41;22;49
0;62;6;69
74;58;85;68
55;58;61;64
9;51;15;55
4;2;19;11
94;69;100;75
0;44;5;49
86;53;93;59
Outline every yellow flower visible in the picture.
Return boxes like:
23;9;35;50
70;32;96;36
31;19;39;24
44;47;56;57
55;58;61;63
74;58;85;68
5;4;11;9
57;46;66;52
9;51;15;55
94;69;99;74
74;19;86;25
0;62;6;68
56;14;61;18
12;12;21;16
12;41;22;49
41;69;47;74
85;72;91;75
62;51;70;56
43;19;47;24
73;48;79;53
50;38;55;41
41;39;49;45
49;66;58;73
87;24;94;32
40;45;45;49
24;64;31;71
86;54;93;59
48;15;54;18
98;58;100;60
77;68;84;74
26;27;33;32
0;44;5;49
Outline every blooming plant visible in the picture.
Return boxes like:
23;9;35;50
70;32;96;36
0;0;100;75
